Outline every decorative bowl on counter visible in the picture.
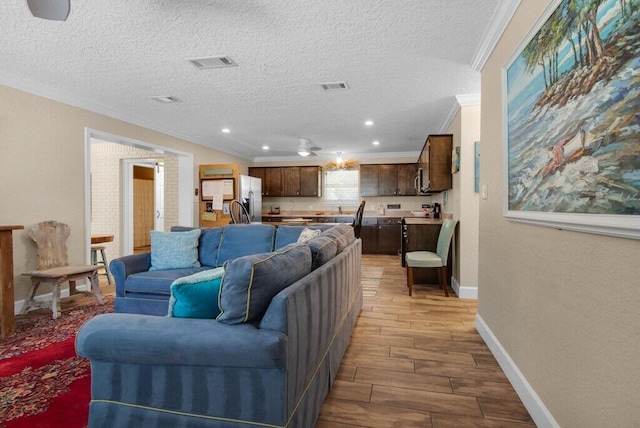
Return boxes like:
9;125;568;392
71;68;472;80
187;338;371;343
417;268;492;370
410;211;429;217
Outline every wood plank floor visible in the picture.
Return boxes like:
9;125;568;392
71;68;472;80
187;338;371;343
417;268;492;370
317;254;536;428
19;254;534;427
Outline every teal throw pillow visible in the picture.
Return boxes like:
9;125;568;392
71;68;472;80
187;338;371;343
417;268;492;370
149;229;201;271
168;267;225;318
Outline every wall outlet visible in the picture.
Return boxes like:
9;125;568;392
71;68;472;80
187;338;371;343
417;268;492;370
481;184;488;200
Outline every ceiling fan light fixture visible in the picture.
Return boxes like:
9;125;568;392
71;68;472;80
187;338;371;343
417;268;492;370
298;138;311;156
27;0;70;21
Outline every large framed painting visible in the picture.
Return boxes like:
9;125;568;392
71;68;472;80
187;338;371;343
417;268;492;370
503;0;640;239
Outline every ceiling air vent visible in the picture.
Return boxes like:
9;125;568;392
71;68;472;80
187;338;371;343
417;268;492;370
150;96;182;104
187;56;238;69
319;81;350;91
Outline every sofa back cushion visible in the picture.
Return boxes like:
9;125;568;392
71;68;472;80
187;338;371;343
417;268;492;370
274;225;333;249
171;226;223;267
320;224;356;253
306;234;338;270
217;243;312;324
149;229;201;271
216;224;276;267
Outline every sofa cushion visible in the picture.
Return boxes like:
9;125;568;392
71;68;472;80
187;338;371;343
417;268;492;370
149;229;201;271
306;234;338;270
274;225;332;249
216;224;276;267
168;267;225;319
217;243;312;324
124;267;212;295
320;224;356;253
171;226;223;267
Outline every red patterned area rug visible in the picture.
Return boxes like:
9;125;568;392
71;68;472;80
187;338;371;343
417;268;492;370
0;297;114;428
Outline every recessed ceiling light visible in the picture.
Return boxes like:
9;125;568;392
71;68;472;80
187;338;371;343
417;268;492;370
262;145;269;150
150;96;181;104
221;128;231;133
365;120;374;126
372;141;380;145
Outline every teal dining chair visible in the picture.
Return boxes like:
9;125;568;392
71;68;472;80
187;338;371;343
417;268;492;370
405;218;457;297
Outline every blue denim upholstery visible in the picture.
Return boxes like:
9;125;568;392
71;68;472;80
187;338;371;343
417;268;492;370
216;224;276;266
112;224;275;316
77;234;362;428
273;225;333;249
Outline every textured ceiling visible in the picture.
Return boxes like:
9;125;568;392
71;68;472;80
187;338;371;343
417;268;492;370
0;0;499;162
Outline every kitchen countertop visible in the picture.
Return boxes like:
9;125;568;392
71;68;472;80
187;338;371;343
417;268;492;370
261;211;448;222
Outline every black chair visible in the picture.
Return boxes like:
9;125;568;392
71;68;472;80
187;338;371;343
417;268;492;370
351;200;366;239
229;200;251;224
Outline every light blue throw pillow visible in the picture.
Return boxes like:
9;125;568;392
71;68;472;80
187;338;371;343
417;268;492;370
149;229;202;271
168;267;225;318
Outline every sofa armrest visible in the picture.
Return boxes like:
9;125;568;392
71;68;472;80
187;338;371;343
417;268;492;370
110;252;151;297
76;313;287;369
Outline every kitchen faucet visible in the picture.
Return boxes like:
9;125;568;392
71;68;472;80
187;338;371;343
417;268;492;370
338;206;342;214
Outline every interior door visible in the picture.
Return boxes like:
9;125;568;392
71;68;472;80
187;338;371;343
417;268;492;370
155;163;165;231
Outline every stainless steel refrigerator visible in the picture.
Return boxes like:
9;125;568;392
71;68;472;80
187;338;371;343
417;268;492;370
238;174;262;223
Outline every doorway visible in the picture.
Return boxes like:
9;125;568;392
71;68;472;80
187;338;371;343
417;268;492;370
131;164;158;253
85;128;194;261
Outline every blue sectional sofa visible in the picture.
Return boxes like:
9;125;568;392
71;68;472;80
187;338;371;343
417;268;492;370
110;224;334;315
76;223;362;428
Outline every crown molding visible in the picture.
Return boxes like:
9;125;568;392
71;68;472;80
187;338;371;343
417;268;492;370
439;93;481;133
456;93;481;106
470;0;522;72
0;71;252;161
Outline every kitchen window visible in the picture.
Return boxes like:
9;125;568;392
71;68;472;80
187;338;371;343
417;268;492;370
323;170;360;206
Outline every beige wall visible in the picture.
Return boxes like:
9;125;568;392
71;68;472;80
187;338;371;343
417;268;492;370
446;105;480;293
479;1;640;426
0;84;249;301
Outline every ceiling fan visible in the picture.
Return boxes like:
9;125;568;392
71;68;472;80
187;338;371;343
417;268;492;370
297;139;322;157
27;0;71;21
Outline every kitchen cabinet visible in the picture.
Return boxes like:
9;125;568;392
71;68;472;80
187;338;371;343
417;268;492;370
418;134;452;193
397;163;418;195
312;217;336;223
360;217;402;254
359;163;418;197
360;218;378;254
247;167;265;183
299;166;321;196
264;168;283;197
249;166;321;197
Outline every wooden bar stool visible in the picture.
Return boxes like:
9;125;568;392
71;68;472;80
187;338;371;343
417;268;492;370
91;244;112;284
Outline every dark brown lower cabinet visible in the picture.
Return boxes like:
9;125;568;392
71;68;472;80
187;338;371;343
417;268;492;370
360;218;401;255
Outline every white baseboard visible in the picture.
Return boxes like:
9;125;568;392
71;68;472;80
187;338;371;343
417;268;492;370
14;283;91;314
475;314;560;428
451;277;478;299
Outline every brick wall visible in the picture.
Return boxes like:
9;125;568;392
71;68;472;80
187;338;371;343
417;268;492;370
90;141;178;263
